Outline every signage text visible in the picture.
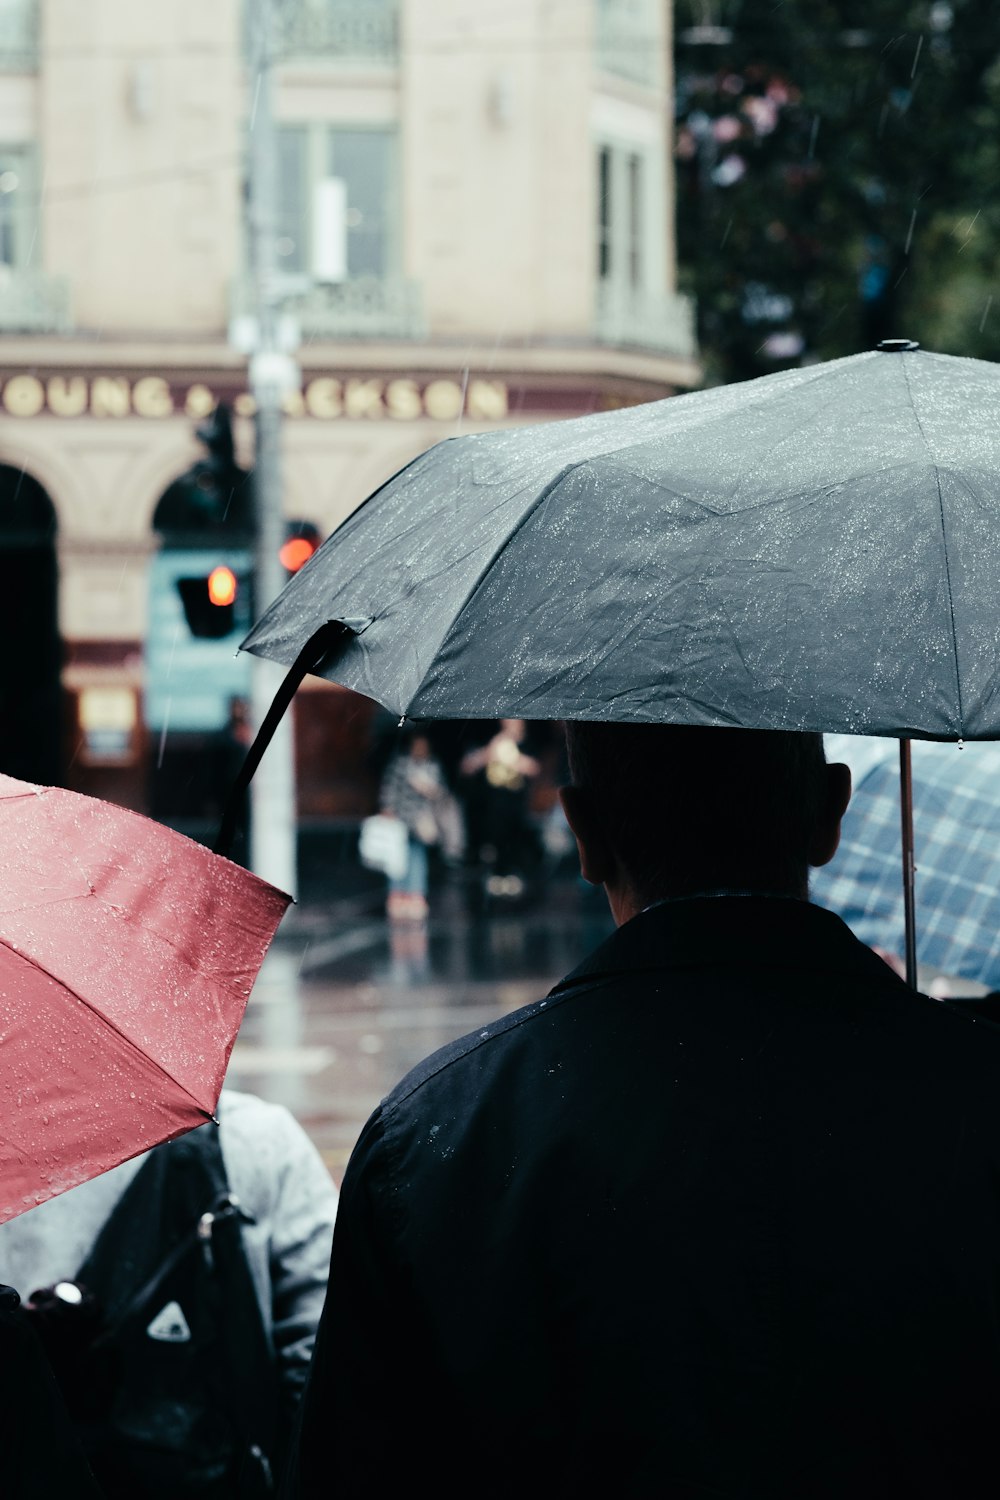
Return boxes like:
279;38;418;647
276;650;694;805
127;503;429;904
0;374;510;423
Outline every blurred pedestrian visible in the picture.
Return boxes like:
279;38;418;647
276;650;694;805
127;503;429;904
0;1088;337;1499
285;722;1000;1499
458;718;540;897
379;732;463;921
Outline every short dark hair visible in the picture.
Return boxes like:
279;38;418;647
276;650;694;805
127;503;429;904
563;722;828;901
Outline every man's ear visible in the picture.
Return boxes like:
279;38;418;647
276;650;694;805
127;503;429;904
808;761;852;869
558;785;615;887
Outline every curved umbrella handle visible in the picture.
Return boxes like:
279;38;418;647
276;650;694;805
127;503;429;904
214;621;351;860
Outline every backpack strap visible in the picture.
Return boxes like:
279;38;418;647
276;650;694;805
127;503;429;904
79;1125;232;1331
76;1123;280;1497
77;1123;229;1317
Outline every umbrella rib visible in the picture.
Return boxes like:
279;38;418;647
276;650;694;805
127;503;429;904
930;468;965;735
0;937;217;1120
404;461;587;712
899;358;965;736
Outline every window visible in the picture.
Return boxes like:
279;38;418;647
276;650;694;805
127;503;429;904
596;142;648;292
274;126;396;283
627;152;643;288
0;0;38;72
276;127;309;276
0;146;34;268
595;0;659;88
327;131;392;277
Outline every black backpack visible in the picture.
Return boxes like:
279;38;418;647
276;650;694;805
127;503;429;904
0;1284;105;1498
27;1123;280;1499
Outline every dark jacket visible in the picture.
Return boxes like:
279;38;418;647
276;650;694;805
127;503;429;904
0;1285;105;1498
286;897;1000;1498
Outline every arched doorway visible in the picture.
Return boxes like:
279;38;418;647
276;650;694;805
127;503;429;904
0;463;61;785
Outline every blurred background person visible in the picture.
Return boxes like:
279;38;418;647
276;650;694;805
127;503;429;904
379;731;463;921
459;719;541;899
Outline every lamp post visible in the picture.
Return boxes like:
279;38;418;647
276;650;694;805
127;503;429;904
246;0;300;897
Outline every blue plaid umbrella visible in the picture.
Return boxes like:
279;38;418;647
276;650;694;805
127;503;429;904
812;736;1000;988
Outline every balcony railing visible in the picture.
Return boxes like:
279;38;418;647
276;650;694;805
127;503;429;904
594;282;698;360
0;269;72;332
250;0;399;65
232;273;426;342
0;0;37;71
595;0;660;88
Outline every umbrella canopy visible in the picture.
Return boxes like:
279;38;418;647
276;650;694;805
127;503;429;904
0;774;290;1225
811;736;1000;989
241;345;1000;740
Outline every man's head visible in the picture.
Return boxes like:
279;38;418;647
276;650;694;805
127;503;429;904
559;722;851;925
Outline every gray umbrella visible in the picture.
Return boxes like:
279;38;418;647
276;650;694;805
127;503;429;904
229;343;1000;985
242;343;1000;739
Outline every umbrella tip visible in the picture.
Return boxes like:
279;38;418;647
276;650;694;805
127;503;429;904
876;338;920;352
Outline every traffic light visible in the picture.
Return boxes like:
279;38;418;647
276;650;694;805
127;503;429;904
279;520;322;576
164;402;251;536
176;566;241;638
191;404;242;520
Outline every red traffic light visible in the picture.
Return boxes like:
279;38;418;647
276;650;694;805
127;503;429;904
176;568;241;638
207;565;238;606
280;521;322;575
279;537;317;573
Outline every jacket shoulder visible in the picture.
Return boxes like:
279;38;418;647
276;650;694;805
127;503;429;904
382;985;587;1114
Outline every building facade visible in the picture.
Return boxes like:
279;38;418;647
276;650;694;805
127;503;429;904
0;0;697;850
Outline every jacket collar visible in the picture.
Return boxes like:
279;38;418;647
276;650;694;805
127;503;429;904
550;895;913;999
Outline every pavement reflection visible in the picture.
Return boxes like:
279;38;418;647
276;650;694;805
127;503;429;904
228;874;614;1186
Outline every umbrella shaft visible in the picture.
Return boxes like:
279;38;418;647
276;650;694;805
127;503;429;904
899;738;918;989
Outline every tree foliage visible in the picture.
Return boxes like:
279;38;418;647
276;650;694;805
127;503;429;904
674;1;1000;383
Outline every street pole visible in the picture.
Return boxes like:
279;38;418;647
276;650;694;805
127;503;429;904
247;0;299;898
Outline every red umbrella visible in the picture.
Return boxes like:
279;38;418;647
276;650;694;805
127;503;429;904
0;773;291;1226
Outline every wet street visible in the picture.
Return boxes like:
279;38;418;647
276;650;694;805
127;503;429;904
227;870;615;1187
